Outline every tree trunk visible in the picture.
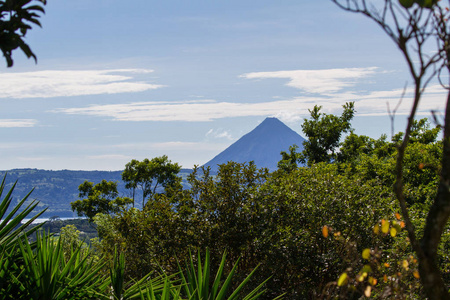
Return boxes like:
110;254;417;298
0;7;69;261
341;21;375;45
418;90;450;299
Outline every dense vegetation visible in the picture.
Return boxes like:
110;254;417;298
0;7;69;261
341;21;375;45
84;108;447;298
0;179;271;299
3;106;448;299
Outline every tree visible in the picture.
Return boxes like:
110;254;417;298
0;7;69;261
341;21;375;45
0;0;46;67
331;0;450;298
121;156;181;208
71;179;132;222
300;102;355;165
277;144;302;172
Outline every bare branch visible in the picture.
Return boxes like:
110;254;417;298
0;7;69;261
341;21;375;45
331;1;450;298
387;82;407;138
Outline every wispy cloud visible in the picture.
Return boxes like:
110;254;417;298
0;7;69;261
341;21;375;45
0;119;37;127
206;128;233;140
273;111;303;124
53;85;445;122
0;69;163;99
51;68;447;122
240;67;378;94
53;99;305;121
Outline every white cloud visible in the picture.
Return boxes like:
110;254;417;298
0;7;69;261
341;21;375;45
53;99;306;121
206;128;233;140
273;111;303;124
240;67;378;94
52;85;447;122
0;69;163;99
51;66;448;122
0;119;37;127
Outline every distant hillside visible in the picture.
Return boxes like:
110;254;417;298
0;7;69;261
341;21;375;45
0;168;192;218
204;117;306;172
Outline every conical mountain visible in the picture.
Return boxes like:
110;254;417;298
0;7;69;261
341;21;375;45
203;117;306;172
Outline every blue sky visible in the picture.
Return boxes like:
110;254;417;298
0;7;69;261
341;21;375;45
0;1;446;170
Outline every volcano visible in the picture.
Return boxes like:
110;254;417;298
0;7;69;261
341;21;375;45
203;117;306;172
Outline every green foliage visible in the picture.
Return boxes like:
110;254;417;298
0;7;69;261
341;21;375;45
399;0;438;9
122;156;182;208
16;231;107;299
392;118;441;145
59;224;94;261
0;175;46;250
0;0;46;67
45;110;444;299
95;158;402;298
30;218;98;241
336;132;392;163
300;102;355;165
179;249;273;300
0;178;276;299
277;145;302;172
109;248;177;300
3;109;441;298
71;179;132;222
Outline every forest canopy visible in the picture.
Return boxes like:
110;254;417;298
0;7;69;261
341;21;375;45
61;106;447;299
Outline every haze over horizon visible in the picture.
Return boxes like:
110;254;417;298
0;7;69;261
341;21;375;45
0;1;446;171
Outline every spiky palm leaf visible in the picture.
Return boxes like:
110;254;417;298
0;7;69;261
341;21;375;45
179;249;275;300
0;176;46;249
17;231;108;299
110;248;180;300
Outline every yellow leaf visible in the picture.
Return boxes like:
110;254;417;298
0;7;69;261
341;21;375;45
364;285;372;297
402;260;409;270
381;219;389;234
390;227;397;237
337;272;348;286
322;225;329;238
373;224;380;234
362;248;371;260
413;270;420;279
